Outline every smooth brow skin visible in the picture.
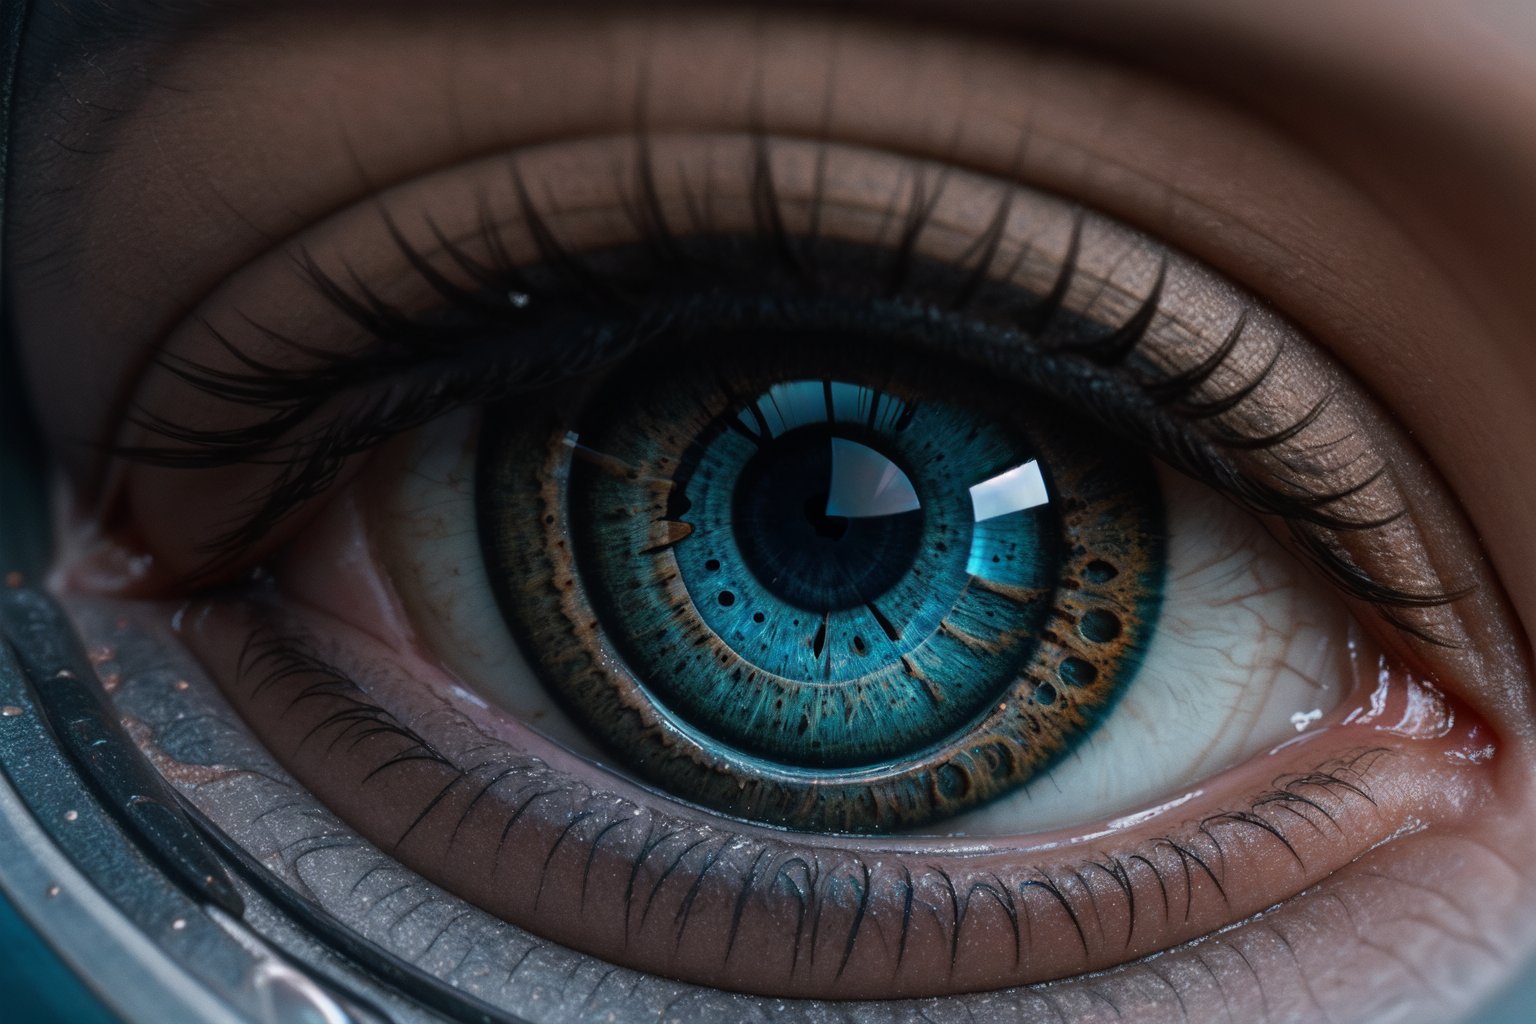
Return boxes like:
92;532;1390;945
4;1;1536;1022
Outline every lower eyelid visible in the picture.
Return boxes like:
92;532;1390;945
67;596;1515;1024
162;594;1491;1001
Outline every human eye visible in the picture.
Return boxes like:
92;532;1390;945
4;4;1535;1024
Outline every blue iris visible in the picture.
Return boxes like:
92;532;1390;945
577;377;1061;768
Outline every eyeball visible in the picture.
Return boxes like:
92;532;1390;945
366;342;1358;837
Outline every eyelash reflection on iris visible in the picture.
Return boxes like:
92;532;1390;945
482;332;1164;832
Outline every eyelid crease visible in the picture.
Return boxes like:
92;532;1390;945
106;132;1475;646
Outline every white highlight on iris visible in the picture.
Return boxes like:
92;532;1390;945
825;438;921;518
968;460;1050;522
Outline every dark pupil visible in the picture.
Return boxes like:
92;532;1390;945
732;427;923;613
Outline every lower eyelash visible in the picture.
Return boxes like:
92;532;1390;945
229;613;1401;999
62;582;1496;1019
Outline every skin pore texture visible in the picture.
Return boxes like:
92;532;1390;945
6;1;1536;1022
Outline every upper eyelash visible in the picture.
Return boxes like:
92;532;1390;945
108;134;1473;631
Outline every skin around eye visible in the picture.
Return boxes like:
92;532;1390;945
7;3;1536;1021
95;131;1503;999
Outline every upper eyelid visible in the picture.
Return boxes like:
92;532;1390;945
8;6;1454;470
106;133;1475;645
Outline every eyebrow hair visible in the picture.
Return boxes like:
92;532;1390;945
21;0;290;66
18;0;230;92
4;0;242;250
5;0;500;269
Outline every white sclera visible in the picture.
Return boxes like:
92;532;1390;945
939;467;1356;835
371;410;609;762
374;411;1355;836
